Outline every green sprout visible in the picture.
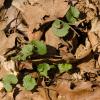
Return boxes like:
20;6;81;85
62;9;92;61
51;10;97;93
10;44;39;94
3;74;18;92
23;75;37;91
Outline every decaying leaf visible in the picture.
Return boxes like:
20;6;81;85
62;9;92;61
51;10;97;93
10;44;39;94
75;39;91;60
77;59;96;73
0;31;17;55
0;82;3;90
12;0;69;33
45;28;61;49
0;0;4;7
16;88;48;100
0;55;17;75
56;80;100;100
88;18;100;66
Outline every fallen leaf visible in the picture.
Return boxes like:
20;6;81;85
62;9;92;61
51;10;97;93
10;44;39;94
77;59;96;73
0;0;4;7
12;0;69;39
75;44;91;60
16;88;48;100
0;92;13;100
0;31;17;55
88;18;100;51
45;28;61;49
0;82;3;90
0;55;17;75
56;80;100;100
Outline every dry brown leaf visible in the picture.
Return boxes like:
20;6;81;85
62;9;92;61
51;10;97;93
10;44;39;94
88;18;100;66
48;86;57;100
88;18;100;51
18;61;33;70
76;0;96;21
86;0;97;10
0;92;13;100
16;89;48;100
28;30;43;41
15;91;35;100
37;88;50;100
75;38;91;59
45;28;61;49
0;55;17;76
0;31;17;55
0;0;4;7
28;0;40;5
5;6;19;29
0;65;9;79
56;80;93;94
12;0;69;39
0;82;3;90
59;45;75;61
75;44;91;59
12;0;27;12
77;59;96;73
56;80;100;100
22;4;46;31
73;81;92;91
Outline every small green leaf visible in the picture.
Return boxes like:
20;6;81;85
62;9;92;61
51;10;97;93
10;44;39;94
58;63;72;73
3;74;18;84
15;54;24;61
70;6;80;18
21;44;33;55
52;19;70;37
3;83;12;92
66;11;77;23
16;44;34;61
37;63;51;77
15;40;47;61
66;6;80;23
31;40;47;55
3;74;18;92
23;75;37;91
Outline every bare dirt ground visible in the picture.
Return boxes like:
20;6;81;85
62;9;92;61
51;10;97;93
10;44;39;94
0;0;100;100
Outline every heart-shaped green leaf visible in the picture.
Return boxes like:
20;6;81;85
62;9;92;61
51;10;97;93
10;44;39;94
15;40;47;61
31;40;47;55
66;6;80;23
58;63;72;73
52;19;70;37
3;74;18;92
23;75;37;91
3;83;12;92
37;63;51;77
21;44;34;55
70;6;80;18
3;74;18;84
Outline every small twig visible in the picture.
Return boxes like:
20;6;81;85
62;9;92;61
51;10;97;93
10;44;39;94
70;25;80;37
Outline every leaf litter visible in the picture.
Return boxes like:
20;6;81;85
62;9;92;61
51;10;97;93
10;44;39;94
0;0;100;100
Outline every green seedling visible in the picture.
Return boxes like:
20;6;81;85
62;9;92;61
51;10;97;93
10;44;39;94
16;40;47;61
58;63;72;73
31;40;47;55
52;6;80;37
52;19;70;37
3;74;18;92
66;5;80;23
37;63;51;77
23;75;37;91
